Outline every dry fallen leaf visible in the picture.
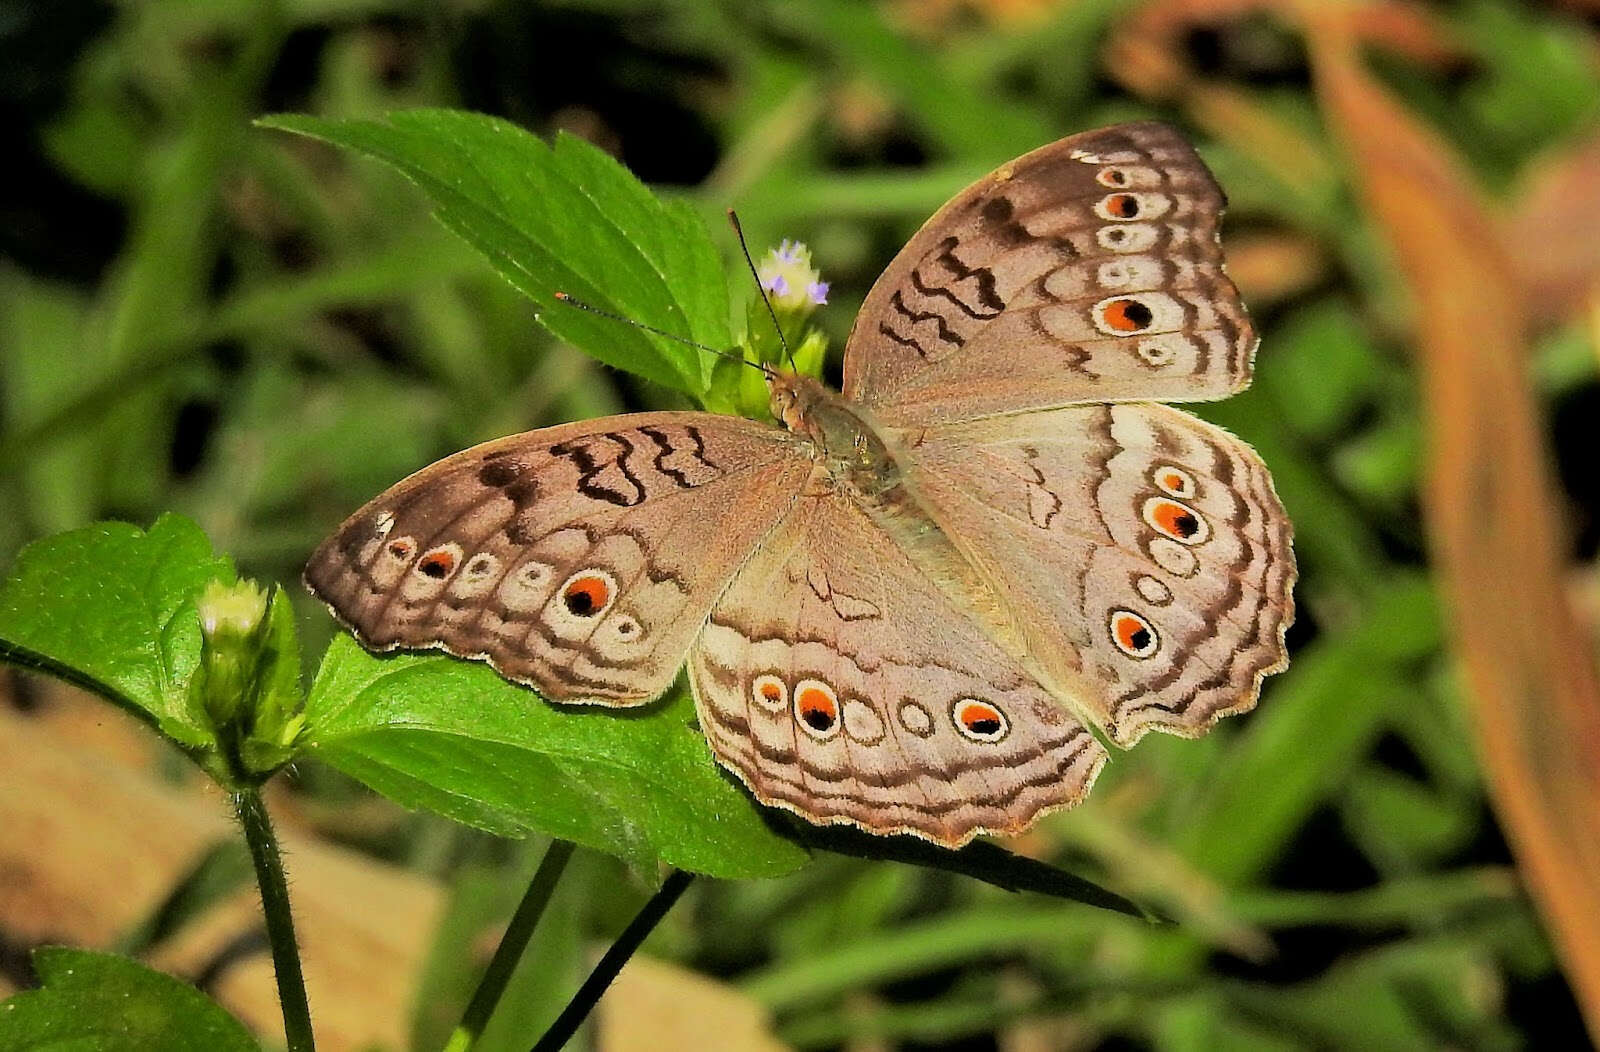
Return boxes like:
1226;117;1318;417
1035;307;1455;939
1505;132;1600;324
598;954;789;1052
0;688;442;1052
1306;14;1600;1043
1223;230;1329;305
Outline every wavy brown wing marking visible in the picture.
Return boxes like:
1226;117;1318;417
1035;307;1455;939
687;489;1107;847
842;122;1255;426
903;402;1295;746
304;412;812;706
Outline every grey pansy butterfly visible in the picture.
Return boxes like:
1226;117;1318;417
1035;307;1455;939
305;122;1296;848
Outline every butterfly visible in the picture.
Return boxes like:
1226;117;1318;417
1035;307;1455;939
305;122;1295;848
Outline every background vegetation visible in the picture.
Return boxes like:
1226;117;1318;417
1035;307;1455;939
3;0;1599;1048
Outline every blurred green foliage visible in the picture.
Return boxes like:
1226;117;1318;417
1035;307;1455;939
2;0;1597;1048
0;947;260;1052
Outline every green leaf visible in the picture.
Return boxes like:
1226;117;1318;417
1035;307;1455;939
789;824;1152;920
1170;575;1442;882
302;636;809;879
742;898;1146;1015
1219;937;1519;1049
0;514;234;748
257;109;729;398
1258;302;1390;442
0;947;259;1052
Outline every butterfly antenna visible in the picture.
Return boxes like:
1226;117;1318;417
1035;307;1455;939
552;292;773;377
727;209;798;374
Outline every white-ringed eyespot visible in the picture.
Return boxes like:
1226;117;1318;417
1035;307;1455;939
1109;609;1160;659
952;699;1010;742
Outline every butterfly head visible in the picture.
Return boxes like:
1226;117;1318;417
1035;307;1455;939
767;369;828;439
769;371;901;493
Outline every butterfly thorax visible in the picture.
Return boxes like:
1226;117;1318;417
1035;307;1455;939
770;373;903;500
770;371;1041;672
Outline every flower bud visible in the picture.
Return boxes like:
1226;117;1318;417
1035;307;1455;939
191;579;271;729
188;578;305;779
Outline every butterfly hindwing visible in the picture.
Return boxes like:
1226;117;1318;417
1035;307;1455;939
688;489;1108;847
901;402;1295;746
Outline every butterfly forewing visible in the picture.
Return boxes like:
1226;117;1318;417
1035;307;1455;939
843;122;1256;425
305;412;811;705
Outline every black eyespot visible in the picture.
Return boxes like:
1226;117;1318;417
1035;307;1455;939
1143;497;1211;547
560;574;613;617
981;196;1015;223
803;707;834;731
952;698;1010;741
1106;193;1140;218
478;461;520;487
1110;609;1161;658
1124;301;1154;327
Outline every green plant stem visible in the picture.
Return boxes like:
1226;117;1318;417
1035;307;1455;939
531;869;695;1052
446;839;577;1052
234;787;315;1052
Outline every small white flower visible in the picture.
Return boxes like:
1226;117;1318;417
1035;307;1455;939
757;240;826;314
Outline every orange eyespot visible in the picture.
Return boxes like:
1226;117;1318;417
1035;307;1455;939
561;573;612;617
387;538;414;559
1110;609;1160;658
1104;193;1140;218
1144;497;1208;544
953;699;1009;742
1097;167;1129;187
1101;298;1154;332
1154;465;1197;498
793;679;840;738
751;674;787;710
417;548;457;579
1158;463;1196;498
